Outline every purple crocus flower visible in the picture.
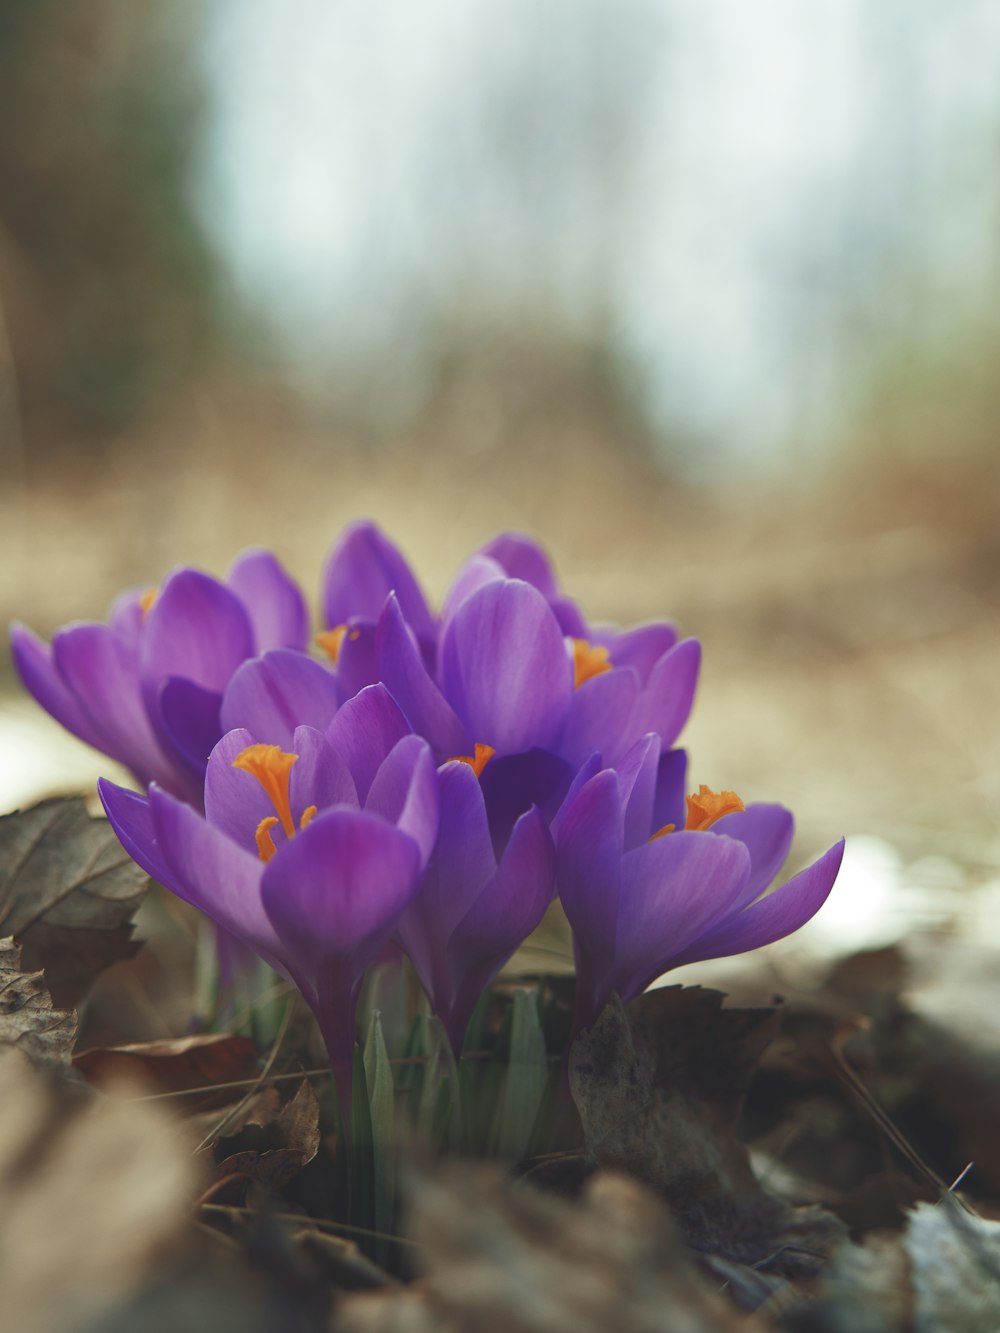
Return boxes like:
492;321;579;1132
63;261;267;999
99;693;439;1114
214;665;559;1053
556;735;845;1034
370;567;700;853
316;523;700;781
316;521;437;698
11;550;309;806
464;532;701;770
395;759;555;1051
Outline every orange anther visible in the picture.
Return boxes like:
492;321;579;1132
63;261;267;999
316;625;348;663
452;742;496;779
572;638;612;689
254;816;280;863
684;785;745;832
232;743;299;838
650;786;745;842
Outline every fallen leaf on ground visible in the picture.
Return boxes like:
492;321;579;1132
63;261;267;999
0;797;149;1006
0;1045;198;1333
337;1163;758;1332
75;1032;259;1096
569;987;846;1274
210;1078;322;1193
0;935;77;1074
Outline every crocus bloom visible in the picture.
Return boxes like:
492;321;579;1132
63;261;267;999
99;691;439;1113
12;550;309;805
459;532;701;769
316;521;437;699
212;666;559;1053
556;735;845;1034
395;759;556;1050
317;523;701;779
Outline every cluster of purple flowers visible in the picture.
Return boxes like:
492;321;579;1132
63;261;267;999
12;524;843;1087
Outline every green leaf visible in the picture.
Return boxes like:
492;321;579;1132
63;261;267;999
363;1011;396;1268
417;1015;460;1151
491;987;548;1162
349;1045;374;1244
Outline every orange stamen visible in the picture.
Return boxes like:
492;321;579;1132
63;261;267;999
299;804;318;830
572;638;612;689
316;625;348;663
139;587;158;617
232;743;298;838
650;785;745;841
254;816;280;863
452;742;496;779
684;785;745;832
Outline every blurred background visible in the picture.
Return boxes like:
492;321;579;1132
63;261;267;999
3;0;1000;963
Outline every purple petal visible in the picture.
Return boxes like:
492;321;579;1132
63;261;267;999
440;579;572;755
148;785;287;978
158;676;222;776
635;637;701;749
441;555;505;625
710;803;795;906
669;839;846;968
550;752;604;842
556;769;624;965
395;760;496;994
262;808;421;965
375;594;467;756
52;624;172;789
479;748;575;853
10;624;105;751
107;591;146;646
601;622;679;684
612;832;751;999
550;596;589;638
205;728;280;851
651;748;688;834
417;760;497;926
443;805;555;1039
476;533;559;598
472;535;589;636
141;568;256;696
559;667;639;769
322;521;435;644
365;735;440;866
615;733;661;852
325;683;411;802
289;724;358;814
98;779;172;887
227;548;310;652
220;650;340;748
451;804;555;965
334;619;379;699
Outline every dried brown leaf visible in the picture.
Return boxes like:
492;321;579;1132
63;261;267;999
0;797;148;1005
0;935;77;1073
75;1032;259;1096
0;1045;198;1333
211;1079;322;1192
569;987;846;1274
338;1163;759;1333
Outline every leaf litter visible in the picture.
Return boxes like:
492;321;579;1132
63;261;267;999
0;797;148;1006
5;797;1000;1330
